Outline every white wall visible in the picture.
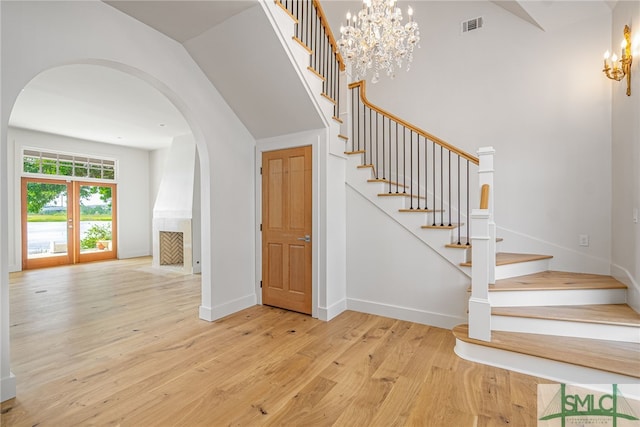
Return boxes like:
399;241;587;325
8;127;152;266
149;146;170;216
1;0;257;401
153;134;196;219
611;0;640;311
325;1;613;274
346;186;470;328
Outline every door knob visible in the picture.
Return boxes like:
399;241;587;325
297;235;311;243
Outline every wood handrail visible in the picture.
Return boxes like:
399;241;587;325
480;184;490;209
312;0;346;71
349;80;480;165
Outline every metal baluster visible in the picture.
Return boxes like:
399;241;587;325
457;156;461;245
466;160;470;245
440;146;444;226
402;127;406;193
424;137;428;210
375;112;379;179
382;115;386;180
388;117;392;193
432;141;436;225
409;130;413;209
395;122;399;193
448;151;452;226
417;134;420;209
369;109;373;168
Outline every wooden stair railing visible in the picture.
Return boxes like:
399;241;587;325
349;80;480;246
275;0;344;121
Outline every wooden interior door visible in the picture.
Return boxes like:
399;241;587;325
262;146;312;314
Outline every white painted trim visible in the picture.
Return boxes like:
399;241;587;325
255;131;324;319
202;293;257;322
347;297;466;330
492;315;639;343
318;299;347;321
611;263;640;313
454;339;640;396
495;258;550;280
489;288;627;307
199;305;213;321
1;373;16;402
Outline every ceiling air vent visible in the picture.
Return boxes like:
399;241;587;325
462;17;484;33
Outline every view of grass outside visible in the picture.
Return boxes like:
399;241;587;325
25;182;113;257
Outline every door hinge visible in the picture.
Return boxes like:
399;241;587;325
260;167;262;175
260;224;262;231
260;280;263;288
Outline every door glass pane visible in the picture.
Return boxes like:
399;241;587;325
26;182;68;259
79;185;113;254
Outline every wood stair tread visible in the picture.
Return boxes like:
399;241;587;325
453;324;640;379
368;179;408;188
422;223;463;229
345;150;365;155
378;192;426;199
460;252;552;268
491;271;628;291
446;238;502;249
492;304;640;327
399;208;444;213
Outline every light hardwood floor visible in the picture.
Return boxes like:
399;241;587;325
1;257;550;426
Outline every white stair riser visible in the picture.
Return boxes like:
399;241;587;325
495;259;549;280
454;339;640;387
318;95;335;119
492;315;640;343
489;288;627;307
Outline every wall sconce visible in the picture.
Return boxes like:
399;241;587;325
603;25;632;96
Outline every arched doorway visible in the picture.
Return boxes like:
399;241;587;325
9;63;201;274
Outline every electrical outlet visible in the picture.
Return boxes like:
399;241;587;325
579;234;589;247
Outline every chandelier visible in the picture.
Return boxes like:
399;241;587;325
337;0;420;83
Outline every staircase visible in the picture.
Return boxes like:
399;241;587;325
266;0;640;386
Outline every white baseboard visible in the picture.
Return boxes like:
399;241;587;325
199;294;257;322
318;299;347;321
347;297;466;330
1;372;16;402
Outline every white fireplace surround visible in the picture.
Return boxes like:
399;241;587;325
152;217;192;274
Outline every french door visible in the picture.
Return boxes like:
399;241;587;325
22;178;117;270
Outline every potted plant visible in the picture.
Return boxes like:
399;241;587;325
81;223;112;250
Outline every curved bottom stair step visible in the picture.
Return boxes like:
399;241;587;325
452;324;640;380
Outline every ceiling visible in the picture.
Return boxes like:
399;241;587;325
10;64;192;150
9;0;613;150
104;1;257;43
9;1;259;151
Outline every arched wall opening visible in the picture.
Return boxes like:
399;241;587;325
2;1;258;402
